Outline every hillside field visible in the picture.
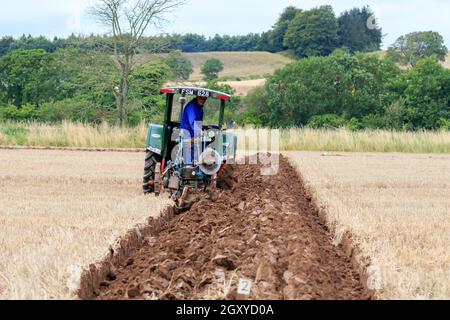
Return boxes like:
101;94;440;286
137;51;293;81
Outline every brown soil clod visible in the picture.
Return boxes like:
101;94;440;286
93;155;373;300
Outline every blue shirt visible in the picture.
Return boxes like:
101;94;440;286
181;99;204;139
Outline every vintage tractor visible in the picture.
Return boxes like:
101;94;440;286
142;87;238;211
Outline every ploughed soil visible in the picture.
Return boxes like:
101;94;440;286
95;155;372;300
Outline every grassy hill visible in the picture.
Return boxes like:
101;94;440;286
183;51;294;81
136;51;294;81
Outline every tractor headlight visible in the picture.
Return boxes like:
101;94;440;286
208;130;216;139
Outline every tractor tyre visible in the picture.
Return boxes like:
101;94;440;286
142;150;161;194
217;164;237;190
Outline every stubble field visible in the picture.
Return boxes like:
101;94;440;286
0;149;169;299
1;148;449;300
285;152;450;299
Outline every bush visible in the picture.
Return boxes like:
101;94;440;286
439;118;450;131
382;101;408;130
360;114;385;129
346;117;363;131
238;86;269;126
307;114;345;129
38;98;113;124
0;104;39;121
165;50;193;80
201;58;224;80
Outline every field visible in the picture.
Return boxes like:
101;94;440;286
137;51;293;81
182;52;293;81
95;156;371;300
1;122;450;154
139;51;293;95
1;122;450;300
285;152;450;299
1;147;449;299
0;149;169;299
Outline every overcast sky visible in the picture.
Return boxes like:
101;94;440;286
1;0;449;49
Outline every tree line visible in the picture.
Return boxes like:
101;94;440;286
0;5;382;58
240;51;450;131
0;48;192;125
0;3;448;131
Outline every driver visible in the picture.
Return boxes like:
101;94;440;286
181;95;207;164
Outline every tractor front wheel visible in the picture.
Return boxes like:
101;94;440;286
142;150;161;194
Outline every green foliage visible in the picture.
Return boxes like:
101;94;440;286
10;34;57;53
360;114;385;129
38;98;112;124
264;52;402;128
53;48;117;105
268;7;302;52
239;86;270;126
401;57;450;129
262;53;449;130
201;80;241;126
439;118;450;130
0;49;59;107
201;58;224;80
0;47;173;126
284;5;339;58
165;50;193;80
346;117;363;131
0;104;39;121
0;36;14;56
128;60;172;124
386;31;448;67
382;101;409;130
0;122;29;145
307;114;345;129
266;56;342;127
338;6;382;52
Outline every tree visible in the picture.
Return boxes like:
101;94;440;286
53;48;117;105
89;0;185;126
208;34;225;51
284;5;339;58
0;36;14;57
0;49;59;107
263;51;401;127
257;31;272;51
268;6;302;52
338;6;382;53
201;58;224;80
401;57;450;129
386;31;448;67
180;33;207;52
165;50;193;80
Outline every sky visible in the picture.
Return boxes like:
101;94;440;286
1;0;450;49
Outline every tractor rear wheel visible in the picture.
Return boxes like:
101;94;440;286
142;150;161;194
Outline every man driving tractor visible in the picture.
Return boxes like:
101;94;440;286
180;95;207;164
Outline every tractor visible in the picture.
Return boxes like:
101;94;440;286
142;87;238;211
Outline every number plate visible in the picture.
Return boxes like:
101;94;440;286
180;88;211;98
